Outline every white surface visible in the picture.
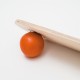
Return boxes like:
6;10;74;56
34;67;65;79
0;0;80;80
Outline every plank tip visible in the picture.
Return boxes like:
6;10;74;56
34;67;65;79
15;19;21;24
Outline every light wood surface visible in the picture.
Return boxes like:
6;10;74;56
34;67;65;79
15;19;80;52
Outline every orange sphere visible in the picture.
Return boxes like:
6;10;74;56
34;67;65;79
20;32;44;58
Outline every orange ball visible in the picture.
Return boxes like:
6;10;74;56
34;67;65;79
20;32;44;58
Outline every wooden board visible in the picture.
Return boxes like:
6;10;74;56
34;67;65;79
15;19;80;52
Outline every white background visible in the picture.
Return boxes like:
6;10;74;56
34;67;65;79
0;0;80;80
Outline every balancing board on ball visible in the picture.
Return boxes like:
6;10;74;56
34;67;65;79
15;19;80;52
